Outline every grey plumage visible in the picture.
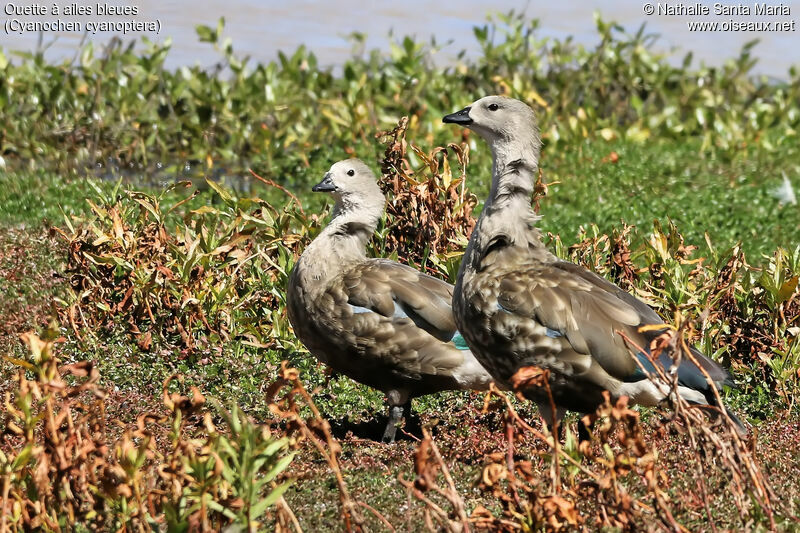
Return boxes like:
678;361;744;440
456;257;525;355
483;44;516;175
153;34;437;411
443;96;743;434
287;159;494;442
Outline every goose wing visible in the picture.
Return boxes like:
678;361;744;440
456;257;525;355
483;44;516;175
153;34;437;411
490;249;731;393
337;260;472;378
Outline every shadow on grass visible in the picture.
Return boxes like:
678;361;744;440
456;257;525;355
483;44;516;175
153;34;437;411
328;413;425;443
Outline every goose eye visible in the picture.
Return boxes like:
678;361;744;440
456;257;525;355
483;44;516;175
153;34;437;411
347;169;355;176
488;103;499;111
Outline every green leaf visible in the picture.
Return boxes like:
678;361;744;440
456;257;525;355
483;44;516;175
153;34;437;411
205;178;236;207
261;452;295;484
778;276;798;303
262;438;289;457
195;25;216;44
11;444;35;470
254;481;293;516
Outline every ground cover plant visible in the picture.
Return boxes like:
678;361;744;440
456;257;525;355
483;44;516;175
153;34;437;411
1;11;799;531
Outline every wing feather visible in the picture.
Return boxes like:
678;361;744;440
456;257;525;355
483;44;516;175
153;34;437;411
333;260;470;376
484;248;733;392
489;251;666;381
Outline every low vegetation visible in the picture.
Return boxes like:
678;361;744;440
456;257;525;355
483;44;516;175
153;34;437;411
1;11;799;531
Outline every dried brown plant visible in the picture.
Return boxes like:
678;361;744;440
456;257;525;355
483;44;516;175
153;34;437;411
375;117;477;279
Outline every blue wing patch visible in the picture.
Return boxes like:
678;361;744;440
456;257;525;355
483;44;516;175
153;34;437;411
348;301;410;319
392;302;410;319
625;350;712;392
545;328;562;338
624;351;652;382
450;331;471;351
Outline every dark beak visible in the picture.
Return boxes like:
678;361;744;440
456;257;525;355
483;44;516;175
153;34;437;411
312;173;336;192
442;106;473;125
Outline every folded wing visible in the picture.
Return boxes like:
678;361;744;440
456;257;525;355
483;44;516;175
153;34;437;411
338;260;474;379
491;249;732;398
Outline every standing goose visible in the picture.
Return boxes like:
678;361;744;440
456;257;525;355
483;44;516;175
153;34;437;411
287;159;494;442
442;96;743;436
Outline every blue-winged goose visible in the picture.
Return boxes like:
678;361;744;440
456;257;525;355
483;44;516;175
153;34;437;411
442;96;743;436
287;159;494;442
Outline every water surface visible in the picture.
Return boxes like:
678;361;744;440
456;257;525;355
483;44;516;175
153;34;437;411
1;0;797;77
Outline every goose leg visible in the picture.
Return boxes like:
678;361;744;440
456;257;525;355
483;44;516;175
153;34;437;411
506;417;516;473
538;401;567;440
382;404;405;443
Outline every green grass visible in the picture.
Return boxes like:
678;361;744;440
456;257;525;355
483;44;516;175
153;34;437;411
539;137;800;258
0;171;104;227
1;133;798;412
0;12;798;529
2;132;797;423
0;228;64;354
3;132;796;258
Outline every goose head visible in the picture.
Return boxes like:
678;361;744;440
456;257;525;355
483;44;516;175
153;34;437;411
443;95;539;150
312;158;385;223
